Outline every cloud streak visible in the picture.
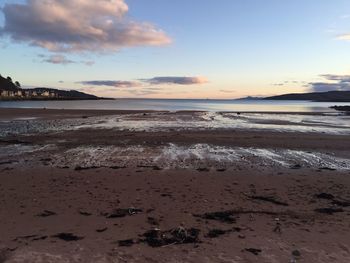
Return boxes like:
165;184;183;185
0;0;171;53
79;80;141;88
336;34;350;41
42;55;75;65
79;76;209;88
39;54;95;66
141;76;208;85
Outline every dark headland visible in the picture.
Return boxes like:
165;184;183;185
263;90;350;102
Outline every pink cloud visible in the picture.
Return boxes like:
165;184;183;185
1;0;171;53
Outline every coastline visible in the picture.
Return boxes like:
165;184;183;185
0;109;350;262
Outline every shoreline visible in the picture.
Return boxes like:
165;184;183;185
0;107;343;120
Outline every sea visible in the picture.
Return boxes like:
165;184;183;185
0;99;350;112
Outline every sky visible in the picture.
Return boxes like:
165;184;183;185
1;0;350;99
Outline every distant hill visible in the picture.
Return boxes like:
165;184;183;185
235;96;263;100
0;74;105;100
264;91;350;102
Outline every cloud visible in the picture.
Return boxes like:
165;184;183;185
42;54;75;65
141;76;208;85
83;61;95;66
220;89;235;93
127;88;161;96
79;80;141;88
320;74;350;83
0;0;171;53
336;34;350;41
309;74;350;92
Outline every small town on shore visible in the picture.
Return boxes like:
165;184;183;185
1;88;59;99
0;74;100;100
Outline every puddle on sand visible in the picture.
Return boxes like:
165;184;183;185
74;112;350;135
50;144;350;170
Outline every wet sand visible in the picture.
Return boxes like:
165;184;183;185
0;109;350;263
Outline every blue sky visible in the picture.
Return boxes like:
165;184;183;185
1;0;350;98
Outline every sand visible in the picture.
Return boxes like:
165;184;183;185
0;108;350;263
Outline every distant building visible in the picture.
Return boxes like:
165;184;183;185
41;91;50;97
15;90;23;97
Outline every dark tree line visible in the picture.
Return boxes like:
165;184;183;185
0;74;21;90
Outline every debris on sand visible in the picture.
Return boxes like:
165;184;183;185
140;227;200;247
96;227;108;233
315;193;350;207
137;165;163;170
78;210;92;216
0;248;9;263
316;193;335;200
74;166;100;171
249;195;289;206
102;208;143;218
147;216;159;226
194;211;236;224
197;167;210;172
52;233;84;241
36;210;56;217
292;249;301;257
332;200;350;207
118;239;135;247
290;164;302;169
314;208;344;214
205;228;241;238
14;235;48;242
245;248;262;255
319;167;336;171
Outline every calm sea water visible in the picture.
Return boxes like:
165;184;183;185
0;99;350;112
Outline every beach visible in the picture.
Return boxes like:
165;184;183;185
1;108;350;263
